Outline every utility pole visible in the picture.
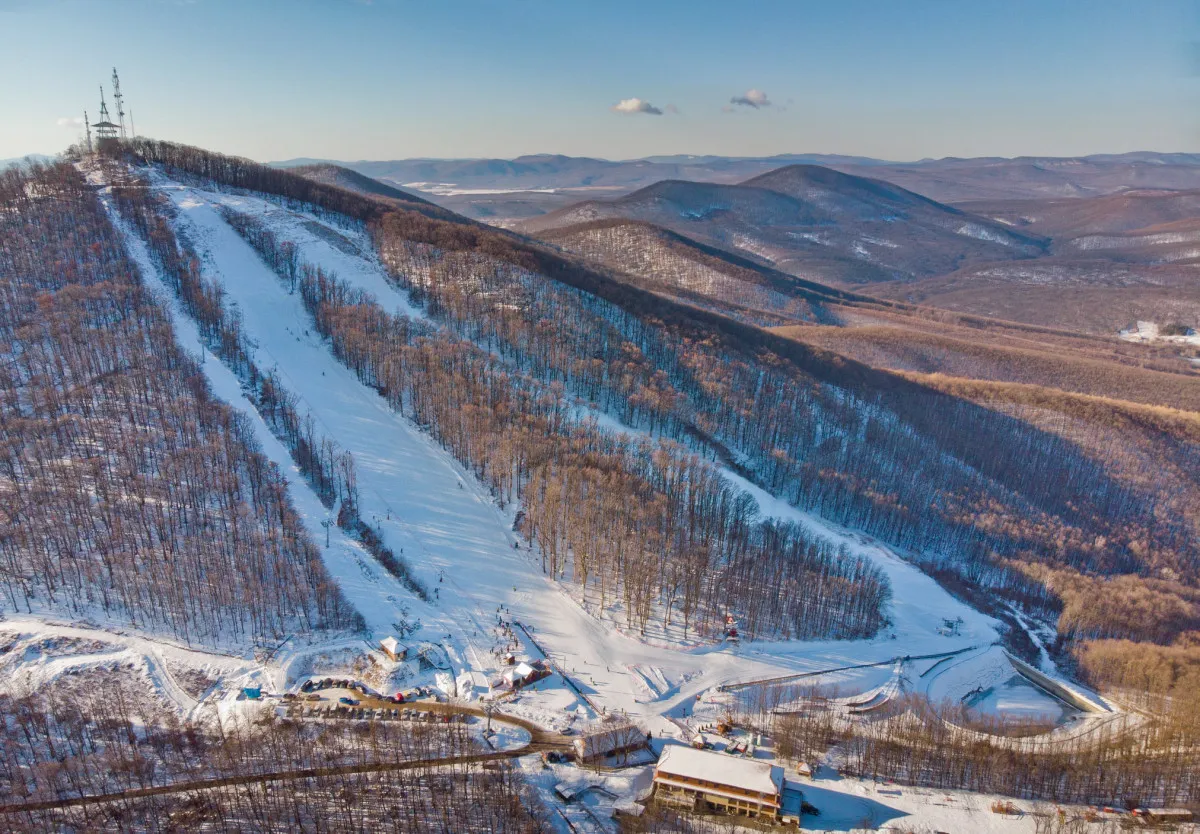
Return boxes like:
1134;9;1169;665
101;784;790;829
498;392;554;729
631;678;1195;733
84;110;92;154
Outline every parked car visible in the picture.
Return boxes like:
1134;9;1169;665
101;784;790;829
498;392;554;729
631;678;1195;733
339;697;359;706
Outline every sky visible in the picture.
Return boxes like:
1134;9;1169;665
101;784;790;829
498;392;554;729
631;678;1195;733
2;0;1197;163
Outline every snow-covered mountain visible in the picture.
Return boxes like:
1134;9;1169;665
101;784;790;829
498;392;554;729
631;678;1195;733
3;144;1197;829
523;164;1047;284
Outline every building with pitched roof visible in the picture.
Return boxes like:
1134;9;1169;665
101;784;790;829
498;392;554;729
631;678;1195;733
653;744;786;821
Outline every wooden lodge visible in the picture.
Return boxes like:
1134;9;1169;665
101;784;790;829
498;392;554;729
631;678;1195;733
653;744;786;822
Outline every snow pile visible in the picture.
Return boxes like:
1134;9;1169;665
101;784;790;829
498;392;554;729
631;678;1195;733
1119;320;1200;346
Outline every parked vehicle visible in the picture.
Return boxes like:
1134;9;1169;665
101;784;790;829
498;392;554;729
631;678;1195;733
339;697;359;706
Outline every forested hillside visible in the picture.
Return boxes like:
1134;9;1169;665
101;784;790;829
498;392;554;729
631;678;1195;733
520;165;1046;285
118;141;1200;687
528;173;1200;696
536;218;843;326
0;676;541;831
2;140;1197;829
0;161;358;645
222;202;889;642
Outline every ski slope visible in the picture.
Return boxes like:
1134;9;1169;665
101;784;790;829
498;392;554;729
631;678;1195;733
147;177;798;730
88;168;1036;742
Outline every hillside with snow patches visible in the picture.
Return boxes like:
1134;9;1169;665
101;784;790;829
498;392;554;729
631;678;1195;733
104;165;999;699
521;164;1047;286
2;155;1173;832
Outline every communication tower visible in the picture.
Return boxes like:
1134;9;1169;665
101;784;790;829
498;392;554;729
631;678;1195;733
111;68;127;139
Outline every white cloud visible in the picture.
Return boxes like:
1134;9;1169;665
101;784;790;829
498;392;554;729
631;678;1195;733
55;116;84;128
612;97;663;116
730;89;771;109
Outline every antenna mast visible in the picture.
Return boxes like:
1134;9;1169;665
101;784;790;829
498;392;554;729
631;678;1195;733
111;67;126;139
129;109;135;139
85;110;92;154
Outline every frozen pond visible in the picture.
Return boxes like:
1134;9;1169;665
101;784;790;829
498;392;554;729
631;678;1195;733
967;675;1068;723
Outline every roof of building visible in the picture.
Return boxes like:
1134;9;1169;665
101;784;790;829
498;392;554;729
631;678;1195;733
513;662;535;678
655;745;784;797
573;728;646;758
380;636;406;654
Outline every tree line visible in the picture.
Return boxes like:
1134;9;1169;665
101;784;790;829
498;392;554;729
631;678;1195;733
766;691;1200;809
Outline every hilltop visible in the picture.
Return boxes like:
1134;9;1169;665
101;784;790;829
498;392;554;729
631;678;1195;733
523;164;1046;285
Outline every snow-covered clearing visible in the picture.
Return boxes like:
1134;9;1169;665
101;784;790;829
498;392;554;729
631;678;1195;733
956;222;1016;245
971;678;1065;723
1119;319;1200;346
0;617;246;721
795;769;1060;834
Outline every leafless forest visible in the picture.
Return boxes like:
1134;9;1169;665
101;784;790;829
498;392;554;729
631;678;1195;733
767;690;1200;808
121;139;1200;679
0;161;357;645
0;675;543;833
224;205;890;641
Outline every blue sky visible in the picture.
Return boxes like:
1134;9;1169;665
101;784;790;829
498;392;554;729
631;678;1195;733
3;0;1196;162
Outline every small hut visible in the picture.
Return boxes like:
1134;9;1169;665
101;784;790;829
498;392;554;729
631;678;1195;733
379;636;408;662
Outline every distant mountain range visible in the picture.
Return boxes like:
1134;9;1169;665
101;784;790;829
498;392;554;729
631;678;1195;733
272;151;1200;334
271;152;897;193
959;189;1200;237
271;152;1200;218
521;164;1047;285
836;154;1200;203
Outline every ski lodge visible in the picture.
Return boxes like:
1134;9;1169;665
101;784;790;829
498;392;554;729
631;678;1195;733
653;744;786;821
